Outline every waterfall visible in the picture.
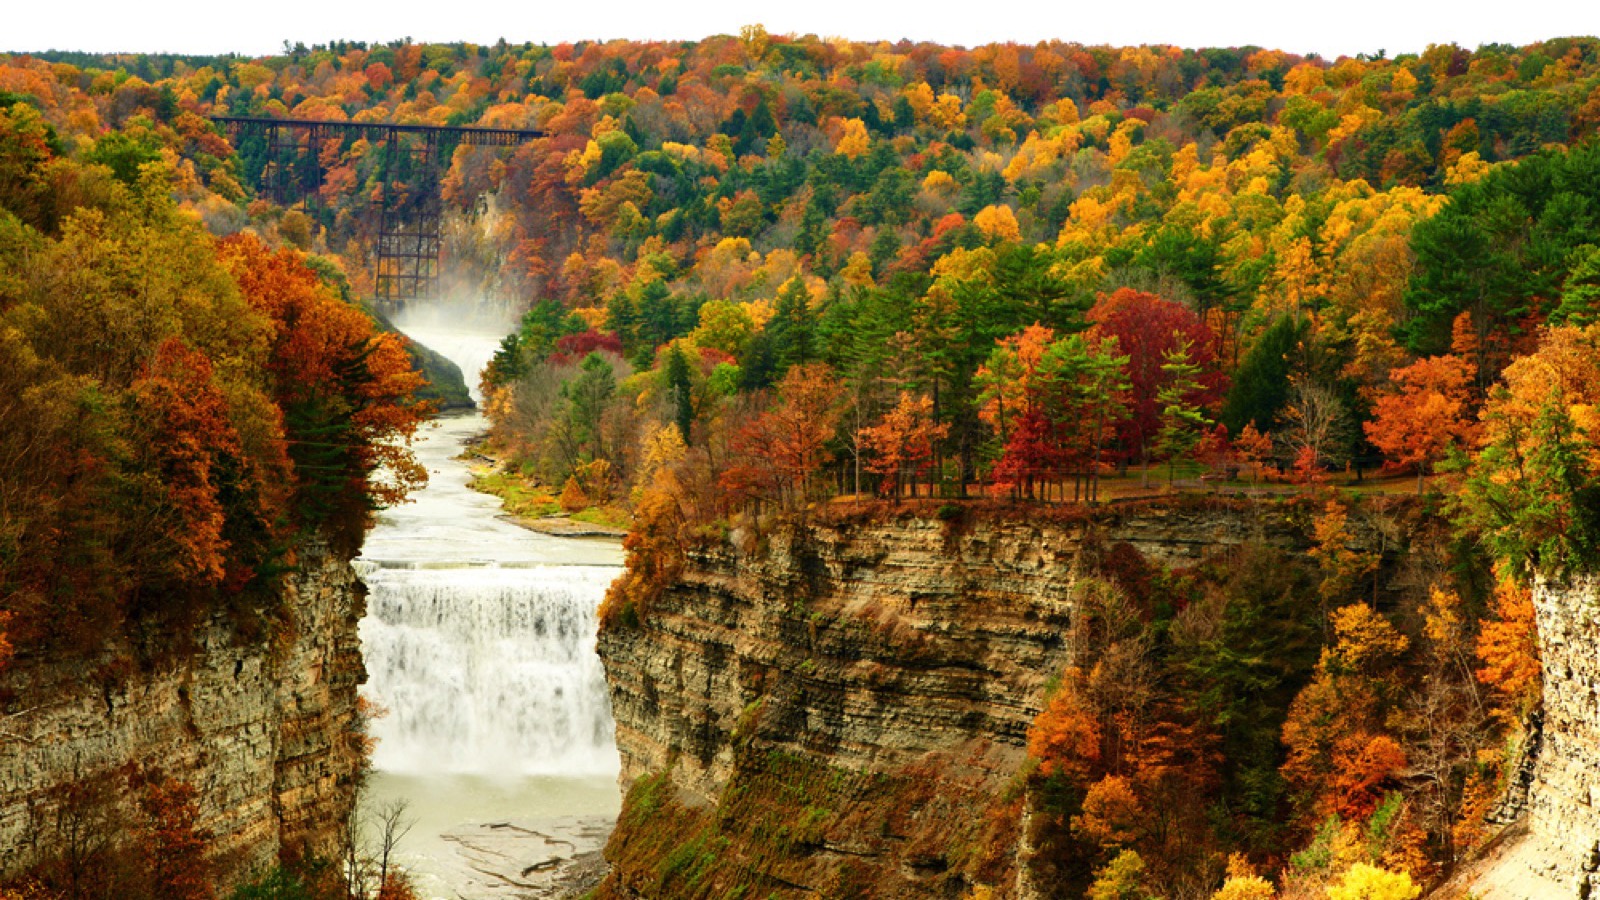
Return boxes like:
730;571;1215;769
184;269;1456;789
358;563;619;776
355;318;624;781
349;314;625;897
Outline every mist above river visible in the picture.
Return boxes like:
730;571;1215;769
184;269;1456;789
390;302;517;404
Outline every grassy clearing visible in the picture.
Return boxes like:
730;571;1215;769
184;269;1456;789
572;505;631;529
468;469;562;519
465;451;632;530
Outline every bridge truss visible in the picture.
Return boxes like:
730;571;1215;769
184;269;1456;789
213;116;542;305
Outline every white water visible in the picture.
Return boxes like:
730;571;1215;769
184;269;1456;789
360;564;620;775
356;311;624;897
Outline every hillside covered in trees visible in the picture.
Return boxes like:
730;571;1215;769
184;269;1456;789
4;27;1600;900
0;95;428;650
5;33;1600;506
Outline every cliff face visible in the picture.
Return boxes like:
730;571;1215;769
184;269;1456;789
1469;575;1600;900
1526;574;1600;894
0;543;367;885
596;502;1308;897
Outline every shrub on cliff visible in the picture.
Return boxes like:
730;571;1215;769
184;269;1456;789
8;771;215;900
227;868;327;900
1088;849;1156;900
1027;668;1101;780
132;776;215;900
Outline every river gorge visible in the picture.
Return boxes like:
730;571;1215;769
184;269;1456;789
358;314;624;899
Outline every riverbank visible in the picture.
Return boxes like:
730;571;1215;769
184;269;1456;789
460;441;630;540
364;772;617;900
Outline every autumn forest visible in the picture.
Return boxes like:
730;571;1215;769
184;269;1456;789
3;24;1600;900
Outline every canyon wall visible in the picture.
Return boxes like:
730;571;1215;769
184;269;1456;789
1525;574;1600;896
1468;574;1600;900
598;495;1600;900
595;501;1312;897
0;542;366;885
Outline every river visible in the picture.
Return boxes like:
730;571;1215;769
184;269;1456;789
355;310;623;899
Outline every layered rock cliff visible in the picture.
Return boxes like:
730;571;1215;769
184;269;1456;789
1526;574;1600;895
595;500;1313;897
1467;574;1600;900
0;542;367;885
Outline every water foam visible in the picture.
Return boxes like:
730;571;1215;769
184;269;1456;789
358;564;619;776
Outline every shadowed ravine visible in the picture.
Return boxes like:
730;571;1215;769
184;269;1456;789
355;310;624;899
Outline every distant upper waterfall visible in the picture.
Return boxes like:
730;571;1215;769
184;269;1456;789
358;563;619;776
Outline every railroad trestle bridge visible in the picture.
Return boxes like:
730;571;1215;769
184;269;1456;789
213;116;542;305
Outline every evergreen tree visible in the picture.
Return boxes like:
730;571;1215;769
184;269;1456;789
1550;244;1600;326
665;345;694;446
767;278;816;372
606;291;644;363
738;330;779;391
1155;338;1213;486
795;201;828;259
1222;315;1308;434
1463;391;1600;574
558;353;618;470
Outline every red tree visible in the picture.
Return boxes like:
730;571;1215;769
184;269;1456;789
1086;288;1225;468
128;338;253;589
553;329;625;362
218;235;427;547
720;363;844;509
136;777;215;900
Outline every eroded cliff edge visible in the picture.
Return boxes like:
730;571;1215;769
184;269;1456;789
1526;575;1600;895
0;543;366;885
600;495;1600;900
595;500;1313;898
1464;573;1600;900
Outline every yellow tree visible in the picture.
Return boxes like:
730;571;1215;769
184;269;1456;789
974;204;1022;242
1325;863;1420;900
1211;855;1276;900
1281;604;1410;823
1309;501;1379;606
834;117;870;159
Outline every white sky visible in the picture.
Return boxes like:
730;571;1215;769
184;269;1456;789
6;0;1598;61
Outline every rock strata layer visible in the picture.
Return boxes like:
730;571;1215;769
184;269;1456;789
597;502;1309;894
0;543;366;885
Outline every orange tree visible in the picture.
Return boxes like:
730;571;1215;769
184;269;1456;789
218;234;428;554
1363;354;1477;493
860;392;949;498
1458;324;1600;575
719;362;844;511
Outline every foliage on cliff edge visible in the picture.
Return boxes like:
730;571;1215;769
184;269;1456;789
0;104;426;661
